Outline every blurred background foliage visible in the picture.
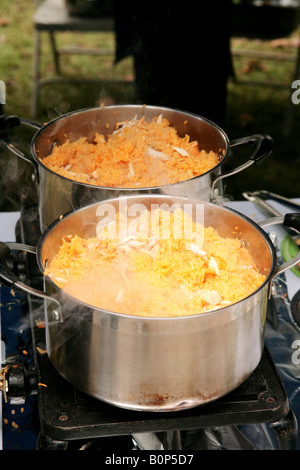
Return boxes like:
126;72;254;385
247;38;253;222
0;0;299;211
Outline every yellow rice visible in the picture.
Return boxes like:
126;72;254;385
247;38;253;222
44;208;266;317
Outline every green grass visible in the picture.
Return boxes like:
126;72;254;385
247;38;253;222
0;0;300;211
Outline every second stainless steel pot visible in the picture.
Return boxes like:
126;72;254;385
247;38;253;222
1;105;273;231
1;195;299;412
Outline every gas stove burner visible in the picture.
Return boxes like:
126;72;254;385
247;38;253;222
33;346;298;450
291;290;300;328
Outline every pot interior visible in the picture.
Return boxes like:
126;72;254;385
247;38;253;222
32;105;228;170
38;195;275;315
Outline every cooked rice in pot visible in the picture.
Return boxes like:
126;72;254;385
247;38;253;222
41;115;220;188
44;208;266;317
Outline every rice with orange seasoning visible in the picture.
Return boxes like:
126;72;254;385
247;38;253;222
41;115;220;187
44;208;266;317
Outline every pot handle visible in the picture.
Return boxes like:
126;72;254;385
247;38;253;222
211;134;274;197
0;114;42;183
0;241;62;318
258;213;300;289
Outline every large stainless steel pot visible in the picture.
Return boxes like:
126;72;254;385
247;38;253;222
0;106;273;231
1;195;299;412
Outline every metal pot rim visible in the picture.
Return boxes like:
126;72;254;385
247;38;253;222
36;194;277;321
30;104;230;191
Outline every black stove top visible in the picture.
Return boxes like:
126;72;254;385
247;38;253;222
35;343;296;448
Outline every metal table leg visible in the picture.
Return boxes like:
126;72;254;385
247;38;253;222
32;29;41;118
48;31;60;75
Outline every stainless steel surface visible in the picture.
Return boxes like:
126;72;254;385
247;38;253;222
243;191;282;218
244;191;300;245
2;195;300;412
252;190;300;211
1;105;273;231
38;196;275;411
